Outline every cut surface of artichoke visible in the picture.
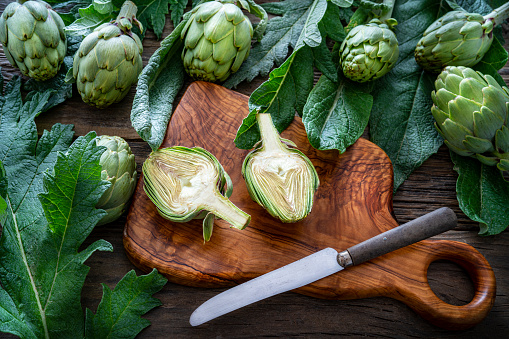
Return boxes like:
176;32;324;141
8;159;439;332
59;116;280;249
143;147;250;241
242;114;319;223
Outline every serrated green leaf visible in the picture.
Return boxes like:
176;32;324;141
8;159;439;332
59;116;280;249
451;152;509;235
65;4;115;37
319;1;346;43
94;0;115;14
235;46;315;149
131;12;189;151
295;0;328;49
311;39;338;83
330;0;354;7
302;74;372;152
224;0;315;88
85;269;167;339
170;0;188;26
0;72;115;337
473;36;508;87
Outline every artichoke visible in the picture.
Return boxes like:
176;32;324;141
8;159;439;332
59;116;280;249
339;18;399;83
72;1;143;108
242;113;319;223
143;146;250;241
431;66;509;172
0;0;66;81
96;135;137;226
180;0;267;82
415;4;509;73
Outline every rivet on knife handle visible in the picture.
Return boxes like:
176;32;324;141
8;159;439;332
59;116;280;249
344;207;457;267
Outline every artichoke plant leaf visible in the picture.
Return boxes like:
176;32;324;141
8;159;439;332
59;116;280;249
131;11;189;151
235;46;315;150
223;0;315;88
113;0;171;39
0;73;167;338
84;269;167;339
302;74;372;152
65;4;116;37
451;152;509;235
370;0;454;191
473;35;509;87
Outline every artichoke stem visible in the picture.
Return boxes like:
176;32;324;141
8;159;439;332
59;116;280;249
484;2;509;25
257;113;285;153
206;192;251;230
116;1;138;32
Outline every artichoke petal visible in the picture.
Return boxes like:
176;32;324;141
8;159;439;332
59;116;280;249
463;135;494;153
473;107;503;140
495;125;509;153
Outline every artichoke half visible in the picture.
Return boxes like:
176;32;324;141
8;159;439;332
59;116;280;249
96;135;137;226
143;146;250;241
339;18;399;83
242;114;319;223
0;0;66;81
180;0;267;82
431;66;509;172
72;1;143;108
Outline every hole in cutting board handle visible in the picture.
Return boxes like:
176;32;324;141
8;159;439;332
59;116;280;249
426;260;475;306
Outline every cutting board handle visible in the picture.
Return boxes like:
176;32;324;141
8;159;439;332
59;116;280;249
394;240;496;330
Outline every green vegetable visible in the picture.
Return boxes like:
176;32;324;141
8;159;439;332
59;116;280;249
143;146;250;241
414;3;509;73
242;113;319;223
0;0;67;81
0;73;166;338
431;66;509;172
181;0;267;82
95;135;137;226
72;0;143;108
339;18;399;82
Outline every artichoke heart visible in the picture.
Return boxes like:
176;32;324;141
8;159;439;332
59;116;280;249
143;146;250;241
431;66;509;172
96;135;137;226
0;0;67;81
242;113;319;223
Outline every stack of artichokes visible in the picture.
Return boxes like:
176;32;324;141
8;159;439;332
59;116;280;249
143;146;251;241
431;66;509;172
180;0;267;82
339;18;399;83
72;1;143;108
0;0;66;81
96;135;138;225
415;3;509;72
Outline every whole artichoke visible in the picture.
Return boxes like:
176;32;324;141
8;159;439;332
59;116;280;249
180;0;267;82
431;66;509;172
96;135;137;226
242;113;319;223
72;1;143;108
0;0;66;81
339;18;399;83
143;146;250;241
414;11;494;73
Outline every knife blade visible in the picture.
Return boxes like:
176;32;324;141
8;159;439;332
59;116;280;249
190;207;457;326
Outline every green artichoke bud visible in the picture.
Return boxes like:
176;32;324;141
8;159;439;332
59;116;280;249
431;66;509;172
143;146;250;242
180;0;267;82
242;113;320;223
415;4;509;73
72;1;143;108
0;0;66;81
96;135;137;226
339;18;399;83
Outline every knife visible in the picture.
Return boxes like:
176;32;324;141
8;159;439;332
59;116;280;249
190;207;457;326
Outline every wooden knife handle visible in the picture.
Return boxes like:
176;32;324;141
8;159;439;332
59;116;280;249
347;207;457;266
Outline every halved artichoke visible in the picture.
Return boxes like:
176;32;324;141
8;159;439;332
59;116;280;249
143;146;250;241
242;113;319;223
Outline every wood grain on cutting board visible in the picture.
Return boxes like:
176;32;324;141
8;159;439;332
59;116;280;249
124;81;495;330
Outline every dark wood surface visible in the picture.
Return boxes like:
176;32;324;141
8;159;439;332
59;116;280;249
1;1;508;337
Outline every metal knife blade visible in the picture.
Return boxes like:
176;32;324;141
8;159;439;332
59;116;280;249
190;207;457;326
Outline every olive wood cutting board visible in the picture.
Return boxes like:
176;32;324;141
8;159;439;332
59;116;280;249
124;81;496;330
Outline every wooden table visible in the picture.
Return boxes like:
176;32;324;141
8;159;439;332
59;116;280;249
1;2;508;338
